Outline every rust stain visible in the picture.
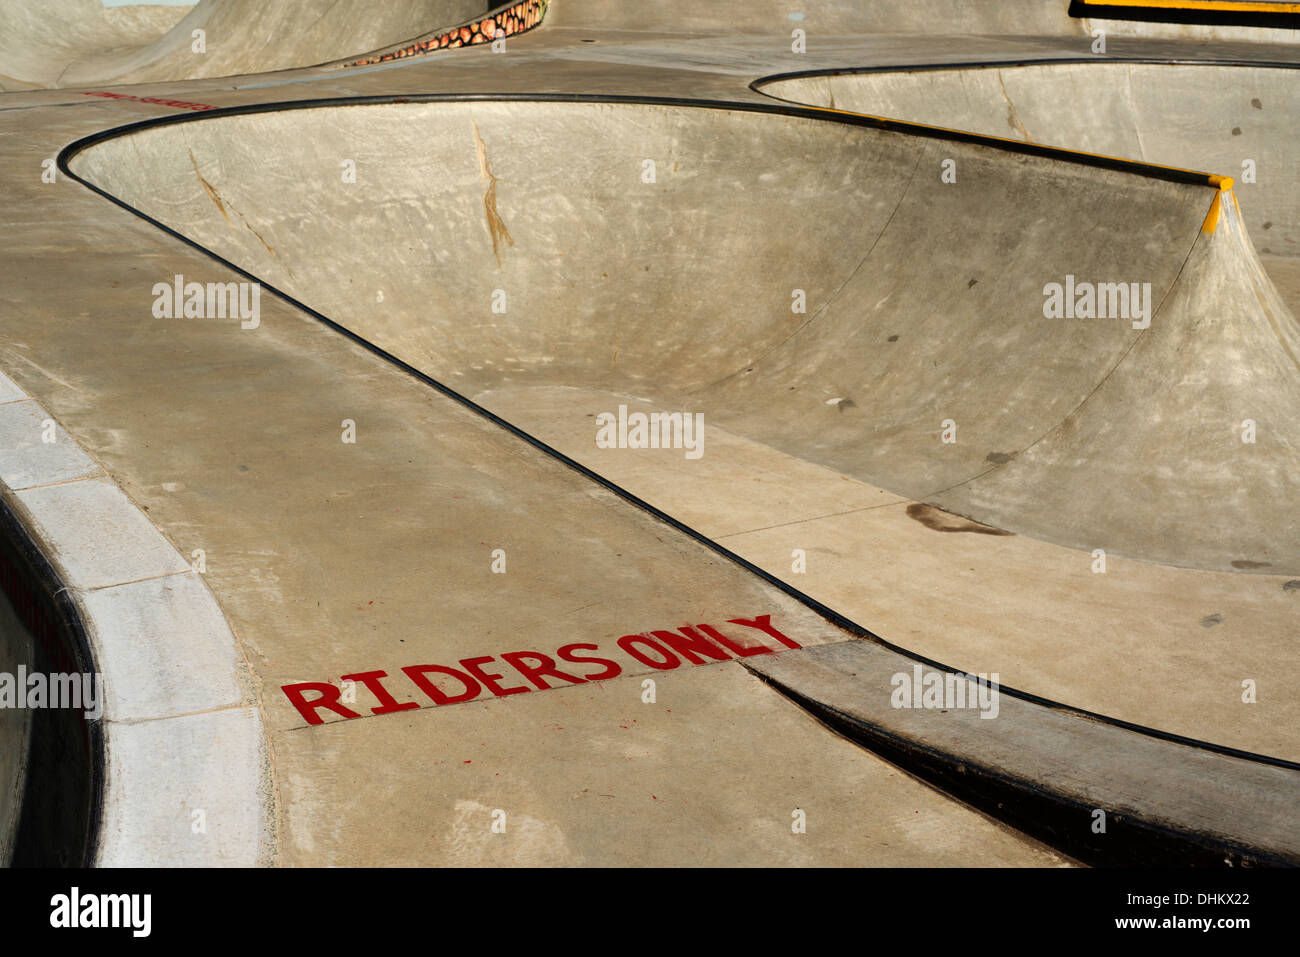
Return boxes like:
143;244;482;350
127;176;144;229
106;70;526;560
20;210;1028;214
188;148;277;260
243;220;276;258
189;149;230;225
906;503;1013;536
473;121;514;268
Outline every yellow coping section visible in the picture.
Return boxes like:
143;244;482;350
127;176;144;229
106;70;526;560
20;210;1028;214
1200;178;1234;233
1086;0;1300;11
1202;191;1224;232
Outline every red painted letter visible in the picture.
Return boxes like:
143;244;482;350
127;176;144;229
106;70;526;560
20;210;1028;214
650;626;730;664
459;656;530;697
616;634;680;670
697;623;774;657
501;651;586;690
282;682;362;725
727;614;801;649
341;670;420;715
557;643;623;681
402;664;481;705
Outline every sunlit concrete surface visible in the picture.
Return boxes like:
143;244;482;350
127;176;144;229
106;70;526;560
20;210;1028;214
1;0;1298;867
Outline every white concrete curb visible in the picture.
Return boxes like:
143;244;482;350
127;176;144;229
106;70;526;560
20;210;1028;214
0;369;271;866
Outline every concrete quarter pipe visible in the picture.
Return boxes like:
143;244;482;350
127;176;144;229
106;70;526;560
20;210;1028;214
0;0;1297;876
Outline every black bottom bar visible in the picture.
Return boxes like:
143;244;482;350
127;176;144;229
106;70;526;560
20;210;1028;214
1070;0;1300;27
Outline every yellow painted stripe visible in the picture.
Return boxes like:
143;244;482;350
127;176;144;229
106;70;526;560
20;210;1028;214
1086;0;1300;13
804;102;1229;188
1202;191;1223;232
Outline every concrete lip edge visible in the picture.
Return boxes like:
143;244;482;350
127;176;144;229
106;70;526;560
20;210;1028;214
56;88;1233;191
746;642;1300;867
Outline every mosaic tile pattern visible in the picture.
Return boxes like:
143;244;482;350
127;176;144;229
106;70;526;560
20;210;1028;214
349;0;548;66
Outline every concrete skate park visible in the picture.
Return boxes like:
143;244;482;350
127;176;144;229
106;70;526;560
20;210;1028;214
0;0;1297;868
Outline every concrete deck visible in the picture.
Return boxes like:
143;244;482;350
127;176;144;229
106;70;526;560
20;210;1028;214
1;0;1297;866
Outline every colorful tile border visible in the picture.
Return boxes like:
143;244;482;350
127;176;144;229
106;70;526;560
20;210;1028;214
348;0;548;67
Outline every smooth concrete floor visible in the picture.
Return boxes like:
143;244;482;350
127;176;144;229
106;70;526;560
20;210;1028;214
2;7;1298;865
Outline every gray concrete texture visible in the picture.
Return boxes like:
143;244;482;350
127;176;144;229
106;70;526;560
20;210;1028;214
2;0;1298;867
761;64;1300;260
748;640;1300;865
68;99;1300;574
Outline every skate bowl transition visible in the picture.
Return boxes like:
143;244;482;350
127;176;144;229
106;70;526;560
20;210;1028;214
757;61;1300;268
50;93;1300;864
64;97;1300;574
0;0;502;89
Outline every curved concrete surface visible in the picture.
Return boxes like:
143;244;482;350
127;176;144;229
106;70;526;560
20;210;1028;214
758;63;1300;264
0;0;493;89
3;0;1299;867
0;0;188;90
65;99;1300;574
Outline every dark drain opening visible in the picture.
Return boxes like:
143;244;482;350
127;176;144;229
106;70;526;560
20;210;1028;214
0;498;100;868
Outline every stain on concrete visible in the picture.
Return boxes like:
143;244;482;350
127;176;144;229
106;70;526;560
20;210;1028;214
996;70;1031;141
473;121;514;269
1201;613;1223;627
1283;580;1300;592
188;147;275;258
189;148;231;225
1231;559;1272;569
985;451;1012;464
906;503;1013;535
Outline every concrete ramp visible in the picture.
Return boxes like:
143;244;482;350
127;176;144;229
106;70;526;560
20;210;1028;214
758;63;1300;262
0;0;493;88
64;97;1300;575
